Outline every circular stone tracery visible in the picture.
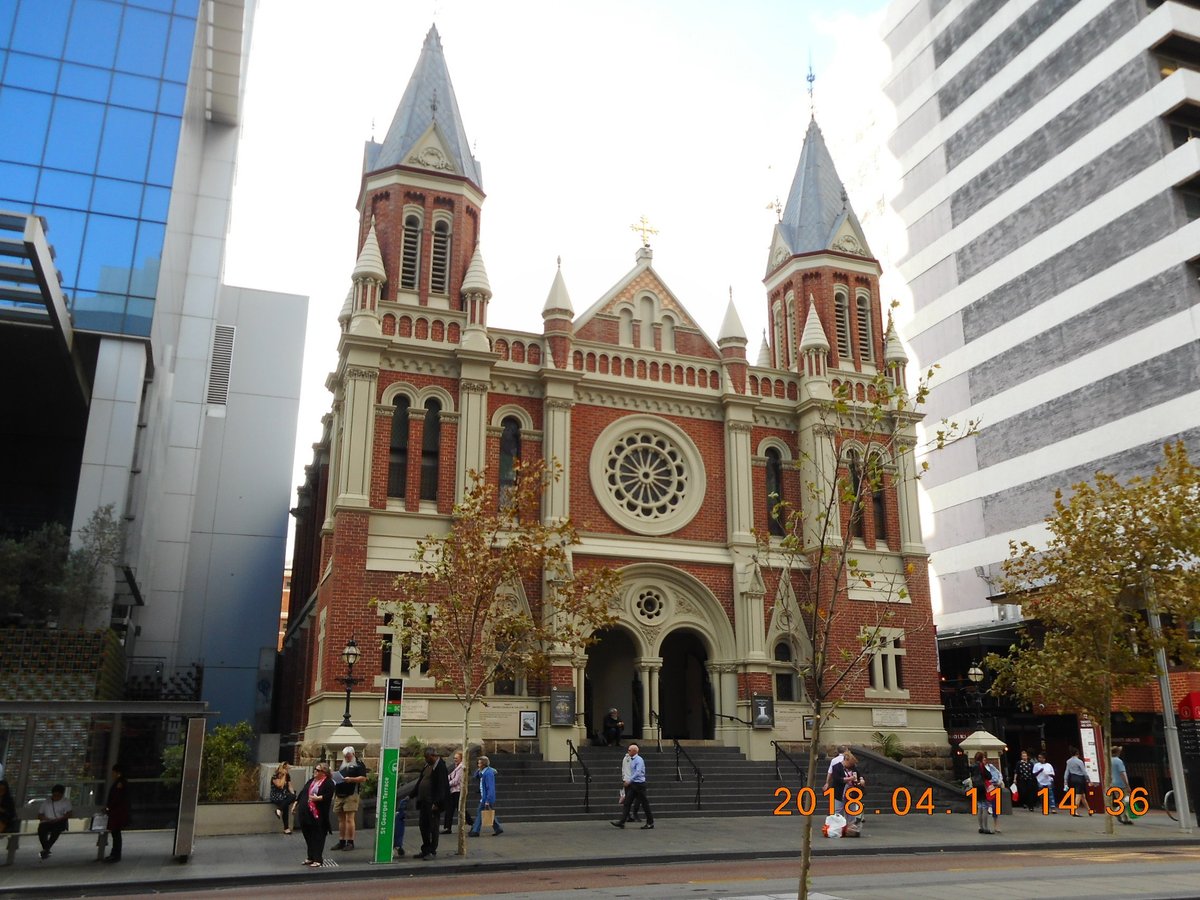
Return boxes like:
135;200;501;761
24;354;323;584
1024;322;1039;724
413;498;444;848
589;416;706;536
634;588;668;624
606;430;687;520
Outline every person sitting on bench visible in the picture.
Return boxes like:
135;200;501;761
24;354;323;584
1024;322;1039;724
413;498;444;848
602;708;624;746
38;785;72;860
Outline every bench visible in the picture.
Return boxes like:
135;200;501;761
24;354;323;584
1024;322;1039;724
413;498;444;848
3;816;108;866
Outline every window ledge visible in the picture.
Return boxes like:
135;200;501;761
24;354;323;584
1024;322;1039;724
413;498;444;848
864;688;910;701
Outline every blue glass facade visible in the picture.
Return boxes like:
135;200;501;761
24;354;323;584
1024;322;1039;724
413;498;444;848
0;0;198;336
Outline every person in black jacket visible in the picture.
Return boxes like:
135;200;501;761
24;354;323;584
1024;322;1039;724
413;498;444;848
296;764;335;868
410;747;450;860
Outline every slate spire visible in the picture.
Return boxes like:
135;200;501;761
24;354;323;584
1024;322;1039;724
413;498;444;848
366;24;482;187
775;119;870;259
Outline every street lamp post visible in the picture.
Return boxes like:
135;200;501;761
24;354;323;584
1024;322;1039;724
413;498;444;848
340;637;362;728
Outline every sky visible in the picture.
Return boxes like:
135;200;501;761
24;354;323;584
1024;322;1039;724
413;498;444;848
222;0;908;558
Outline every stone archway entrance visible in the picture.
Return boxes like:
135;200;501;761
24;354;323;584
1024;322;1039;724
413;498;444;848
658;628;714;740
584;626;641;742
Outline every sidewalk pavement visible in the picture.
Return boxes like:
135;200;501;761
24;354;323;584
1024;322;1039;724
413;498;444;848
3;808;1196;898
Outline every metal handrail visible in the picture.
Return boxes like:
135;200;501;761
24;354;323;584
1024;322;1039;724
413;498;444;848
649;709;662;753
565;739;592;812
672;739;704;810
714;712;753;727
771;740;806;784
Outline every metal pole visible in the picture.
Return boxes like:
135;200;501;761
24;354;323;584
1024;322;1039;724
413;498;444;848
340;664;355;728
1145;573;1193;833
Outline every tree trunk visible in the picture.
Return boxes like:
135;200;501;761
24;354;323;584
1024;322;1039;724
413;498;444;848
797;701;823;900
458;707;471;856
1100;711;1115;836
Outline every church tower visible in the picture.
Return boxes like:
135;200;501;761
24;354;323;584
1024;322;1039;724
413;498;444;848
358;25;484;317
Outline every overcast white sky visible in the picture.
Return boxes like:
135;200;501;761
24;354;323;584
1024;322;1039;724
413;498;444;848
223;0;909;558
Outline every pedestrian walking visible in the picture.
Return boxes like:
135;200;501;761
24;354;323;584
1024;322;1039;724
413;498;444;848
829;750;866;821
824;745;848;790
610;744;654;830
467;756;504;836
1064;747;1093;817
442;749;472;833
393;796;409;858
296;762;334;868
37;784;72;860
620;748;643;822
1111;746;1133;824
1033;752;1057;812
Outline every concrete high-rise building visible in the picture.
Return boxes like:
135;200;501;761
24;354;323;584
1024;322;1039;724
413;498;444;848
0;0;306;727
883;0;1200;634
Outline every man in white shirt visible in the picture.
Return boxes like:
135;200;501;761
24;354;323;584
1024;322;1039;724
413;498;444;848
38;784;72;860
1032;752;1056;813
824;745;848;789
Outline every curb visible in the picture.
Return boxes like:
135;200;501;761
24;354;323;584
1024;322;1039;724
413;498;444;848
4;834;1196;898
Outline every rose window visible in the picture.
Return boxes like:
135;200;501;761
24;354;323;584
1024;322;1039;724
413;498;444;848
590;416;705;536
604;431;688;520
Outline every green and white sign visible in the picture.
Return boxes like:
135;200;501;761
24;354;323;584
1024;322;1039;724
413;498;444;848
373;678;404;863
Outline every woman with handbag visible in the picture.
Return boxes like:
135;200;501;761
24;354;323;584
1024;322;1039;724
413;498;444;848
296;763;334;868
270;762;296;834
1015;749;1038;812
1063;747;1094;817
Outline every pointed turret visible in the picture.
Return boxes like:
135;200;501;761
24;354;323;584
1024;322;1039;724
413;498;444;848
349;220;385;335
542;257;574;319
756;331;771;367
366;25;482;187
338;287;353;329
460;244;492;352
799;299;830;353
353;220;387;282
884;318;908;389
542;258;574;369
718;297;747;346
769;119;871;270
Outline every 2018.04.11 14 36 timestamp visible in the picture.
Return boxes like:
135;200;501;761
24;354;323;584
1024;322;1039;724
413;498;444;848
772;785;1152;817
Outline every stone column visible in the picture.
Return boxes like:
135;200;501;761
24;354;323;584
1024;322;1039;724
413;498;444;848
336;367;378;507
456;379;490;504
542;396;574;522
895;436;925;555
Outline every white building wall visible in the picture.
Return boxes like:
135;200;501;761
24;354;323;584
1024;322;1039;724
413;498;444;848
883;0;1200;630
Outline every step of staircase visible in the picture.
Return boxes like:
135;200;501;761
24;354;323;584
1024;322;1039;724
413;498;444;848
450;743;970;823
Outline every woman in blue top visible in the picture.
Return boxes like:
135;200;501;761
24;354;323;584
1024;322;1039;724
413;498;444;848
467;756;504;836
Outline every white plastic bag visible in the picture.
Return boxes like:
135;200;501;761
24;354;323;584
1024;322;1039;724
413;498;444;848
823;813;846;838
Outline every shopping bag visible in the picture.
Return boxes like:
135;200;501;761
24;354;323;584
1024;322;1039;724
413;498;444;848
823;813;846;838
481;808;496;829
90;813;108;832
1010;783;1019;804
618;789;625;805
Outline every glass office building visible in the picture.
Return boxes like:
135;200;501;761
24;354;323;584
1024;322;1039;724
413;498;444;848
0;0;198;336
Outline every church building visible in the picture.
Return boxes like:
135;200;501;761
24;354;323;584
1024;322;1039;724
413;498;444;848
278;25;947;763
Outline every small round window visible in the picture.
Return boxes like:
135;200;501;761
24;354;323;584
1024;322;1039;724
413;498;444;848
635;589;666;623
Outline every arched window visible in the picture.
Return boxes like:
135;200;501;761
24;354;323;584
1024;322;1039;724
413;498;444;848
619;308;633;346
846;450;864;540
638;296;654;349
420;398;441;501
661;314;676;353
774;641;797;702
856;292;873;362
772;301;784;368
400;215;421;289
499;416;521;508
870;455;888;544
785;293;797;370
834;290;851;361
765;447;784;536
430;220;450;293
387;395;410;497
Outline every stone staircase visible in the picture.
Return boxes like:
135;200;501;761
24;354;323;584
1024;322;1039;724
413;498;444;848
472;742;969;823
476;742;803;823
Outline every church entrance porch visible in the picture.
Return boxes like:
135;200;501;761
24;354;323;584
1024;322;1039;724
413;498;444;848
584;626;641;743
658;628;714;740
